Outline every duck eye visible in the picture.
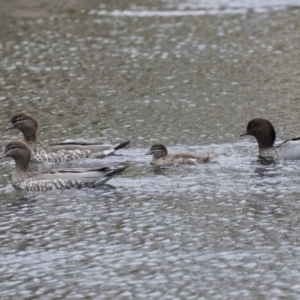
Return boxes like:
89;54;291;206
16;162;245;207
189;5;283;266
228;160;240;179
13;118;24;123
9;146;16;150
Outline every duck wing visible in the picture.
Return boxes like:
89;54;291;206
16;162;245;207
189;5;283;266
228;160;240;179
173;152;218;163
279;138;300;160
27;166;127;189
173;152;202;159
49;140;130;157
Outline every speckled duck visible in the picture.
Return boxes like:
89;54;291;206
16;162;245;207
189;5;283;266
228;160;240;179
0;140;127;191
145;144;218;166
5;112;130;163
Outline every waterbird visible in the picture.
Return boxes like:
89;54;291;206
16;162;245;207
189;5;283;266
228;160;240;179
5;112;130;162
240;118;300;159
145;144;218;166
0;140;127;191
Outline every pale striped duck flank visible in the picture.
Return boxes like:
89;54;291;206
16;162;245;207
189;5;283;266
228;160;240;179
145;144;218;166
240;118;300;160
5;112;130;163
0;140;127;191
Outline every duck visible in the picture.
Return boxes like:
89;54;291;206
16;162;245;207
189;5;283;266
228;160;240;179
0;140;127;191
145;144;218;166
5;112;130;163
240;118;300;159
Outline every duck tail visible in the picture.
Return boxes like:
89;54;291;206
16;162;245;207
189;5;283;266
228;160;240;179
205;153;218;163
113;140;130;151
198;153;218;163
95;166;128;185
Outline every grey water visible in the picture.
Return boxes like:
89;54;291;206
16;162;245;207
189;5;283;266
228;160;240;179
1;0;300;298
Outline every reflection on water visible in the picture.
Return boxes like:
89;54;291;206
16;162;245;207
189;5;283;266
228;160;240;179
1;0;300;299
253;157;279;177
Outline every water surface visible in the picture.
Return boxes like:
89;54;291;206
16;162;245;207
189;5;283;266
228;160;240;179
1;0;300;299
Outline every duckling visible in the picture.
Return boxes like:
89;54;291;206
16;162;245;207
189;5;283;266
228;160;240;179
145;144;218;166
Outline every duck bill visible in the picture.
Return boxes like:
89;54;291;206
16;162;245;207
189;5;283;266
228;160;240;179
5;122;14;130
240;132;248;137
145;150;152;155
0;151;7;159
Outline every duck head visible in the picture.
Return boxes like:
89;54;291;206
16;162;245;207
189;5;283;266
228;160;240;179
145;144;168;158
0;140;31;171
241;118;276;148
5;112;39;142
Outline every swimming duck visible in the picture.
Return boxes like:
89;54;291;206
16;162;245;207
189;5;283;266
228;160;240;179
5;112;130;163
240;118;300;159
145;144;218;166
0;140;127;191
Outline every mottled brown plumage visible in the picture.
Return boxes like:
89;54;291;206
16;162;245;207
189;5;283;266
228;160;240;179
5;112;130;163
0;140;127;191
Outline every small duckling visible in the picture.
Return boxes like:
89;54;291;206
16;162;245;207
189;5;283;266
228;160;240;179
145;144;218;166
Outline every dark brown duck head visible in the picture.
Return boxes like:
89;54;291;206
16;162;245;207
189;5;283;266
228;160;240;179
5;112;39;143
0;140;31;172
240;118;276;149
145;144;168;158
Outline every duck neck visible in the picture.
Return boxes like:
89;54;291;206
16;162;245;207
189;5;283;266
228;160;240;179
255;133;275;151
23;130;38;144
14;153;30;174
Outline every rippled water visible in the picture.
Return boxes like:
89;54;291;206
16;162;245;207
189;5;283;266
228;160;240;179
1;0;300;298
